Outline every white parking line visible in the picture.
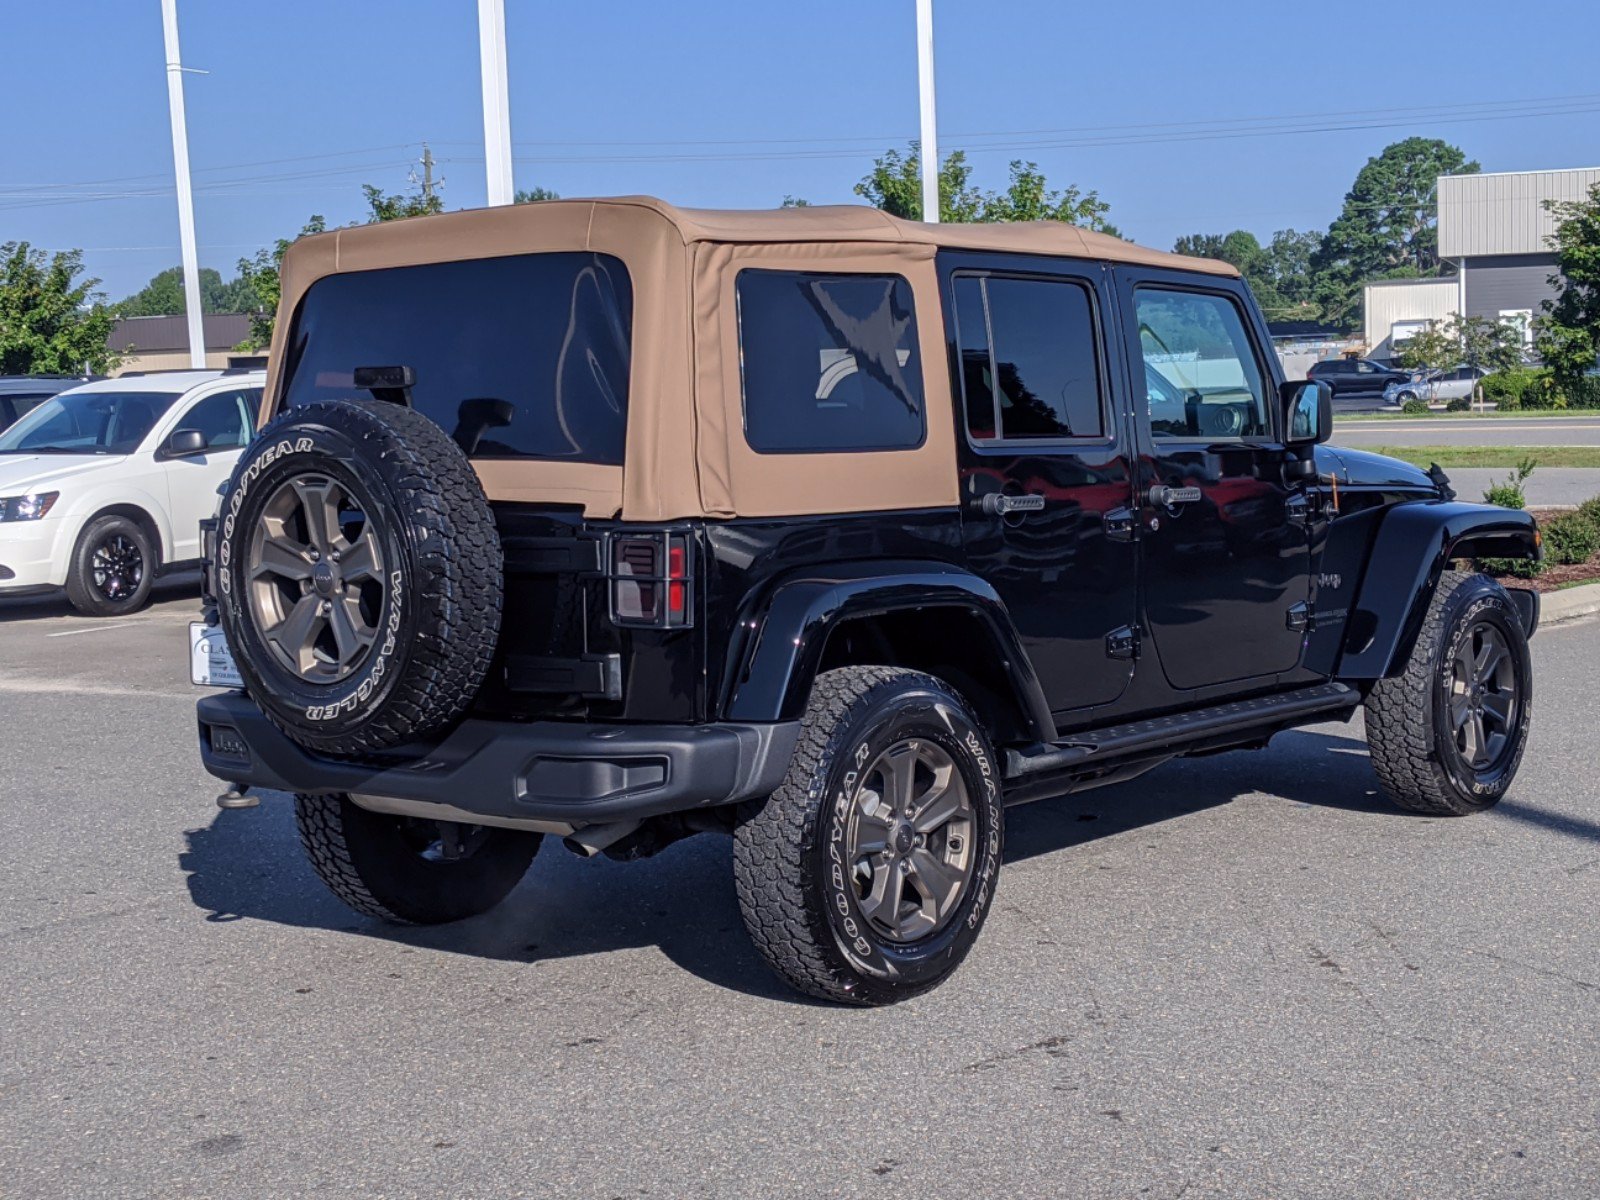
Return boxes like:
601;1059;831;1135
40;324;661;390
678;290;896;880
45;622;138;638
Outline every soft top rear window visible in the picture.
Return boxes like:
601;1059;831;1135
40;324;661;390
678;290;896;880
280;252;632;463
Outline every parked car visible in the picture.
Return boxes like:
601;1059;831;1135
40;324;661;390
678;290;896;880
191;199;1539;1006
1307;357;1412;398
1385;365;1490;406
0;369;264;615
0;376;94;433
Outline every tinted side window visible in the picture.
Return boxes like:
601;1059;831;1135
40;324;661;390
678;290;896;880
737;270;924;454
282;253;631;463
179;389;256;451
955;275;1105;440
1134;288;1270;440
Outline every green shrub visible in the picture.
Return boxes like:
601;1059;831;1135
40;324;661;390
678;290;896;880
1518;370;1562;409
1479;555;1545;579
1579;495;1600;527
1482;457;1537;509
1445;395;1471;412
1401;397;1431;415
1483;367;1543;409
1542;512;1600;564
1565;375;1600;410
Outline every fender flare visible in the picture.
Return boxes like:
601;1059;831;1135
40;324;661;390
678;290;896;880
720;559;1054;739
1337;501;1540;679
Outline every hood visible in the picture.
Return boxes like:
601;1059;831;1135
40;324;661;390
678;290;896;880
0;454;126;496
1320;445;1439;494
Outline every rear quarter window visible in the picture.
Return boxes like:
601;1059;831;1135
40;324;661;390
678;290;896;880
736;270;925;454
279;252;632;463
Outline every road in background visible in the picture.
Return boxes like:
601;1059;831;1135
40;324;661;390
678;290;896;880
2;592;1598;1197
1335;416;1600;448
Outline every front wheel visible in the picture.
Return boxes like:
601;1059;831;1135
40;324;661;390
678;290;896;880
64;514;154;616
1365;571;1532;815
293;793;540;924
733;667;1004;1005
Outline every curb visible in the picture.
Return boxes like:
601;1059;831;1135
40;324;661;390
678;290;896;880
1539;580;1600;626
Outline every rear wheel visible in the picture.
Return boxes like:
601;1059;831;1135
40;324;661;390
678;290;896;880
293;793;540;924
65;514;154;617
1365;571;1532;815
733;667;1003;1005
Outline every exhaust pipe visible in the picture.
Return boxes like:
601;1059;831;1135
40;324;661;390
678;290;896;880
561;820;642;858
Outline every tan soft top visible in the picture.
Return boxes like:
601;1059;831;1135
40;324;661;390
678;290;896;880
267;197;1238;521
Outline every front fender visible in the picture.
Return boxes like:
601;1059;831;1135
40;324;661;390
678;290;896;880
721;559;1054;738
1337;501;1540;679
52;483;174;575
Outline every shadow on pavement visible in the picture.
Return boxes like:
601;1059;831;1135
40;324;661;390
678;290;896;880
177;728;1418;1001
0;572;200;623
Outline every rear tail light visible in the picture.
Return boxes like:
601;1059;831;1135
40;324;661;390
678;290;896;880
609;532;693;628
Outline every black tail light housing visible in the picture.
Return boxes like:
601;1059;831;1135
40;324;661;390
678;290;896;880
607;531;693;629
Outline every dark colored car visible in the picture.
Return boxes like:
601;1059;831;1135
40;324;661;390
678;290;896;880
0;376;91;432
192;199;1541;1006
1307;357;1412;398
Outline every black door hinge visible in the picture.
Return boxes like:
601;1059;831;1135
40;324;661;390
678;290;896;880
1286;601;1313;633
1285;492;1311;525
1103;506;1137;543
1106;624;1140;661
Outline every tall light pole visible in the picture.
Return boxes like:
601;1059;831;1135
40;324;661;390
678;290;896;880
160;0;206;368
916;0;940;223
478;0;515;206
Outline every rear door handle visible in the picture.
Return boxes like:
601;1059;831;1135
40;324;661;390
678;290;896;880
1148;484;1202;508
979;492;1046;516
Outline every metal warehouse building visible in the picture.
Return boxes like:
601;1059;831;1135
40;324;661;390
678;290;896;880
1440;166;1600;349
1362;165;1598;364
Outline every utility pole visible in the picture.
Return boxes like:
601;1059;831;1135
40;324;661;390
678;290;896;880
160;0;206;368
915;0;940;223
418;143;438;202
477;0;514;206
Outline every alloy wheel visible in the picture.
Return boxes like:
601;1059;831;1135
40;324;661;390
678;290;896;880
844;739;976;943
245;474;387;683
91;533;144;601
1446;621;1519;771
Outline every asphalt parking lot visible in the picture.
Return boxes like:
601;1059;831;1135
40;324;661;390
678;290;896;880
2;584;1597;1199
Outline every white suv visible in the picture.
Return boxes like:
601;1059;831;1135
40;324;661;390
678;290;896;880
0;369;264;615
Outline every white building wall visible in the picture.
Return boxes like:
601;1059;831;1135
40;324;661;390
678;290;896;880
1363;278;1459;360
1439;167;1600;258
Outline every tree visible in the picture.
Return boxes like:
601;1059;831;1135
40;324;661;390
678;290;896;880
235;171;450;350
117;266;255;317
1394;319;1457;374
515;186;561;203
1171;228;1322;319
854;143;1115;231
780;196;812;208
360;182;443;222
1397;313;1521;405
1311;138;1479;328
0;242;122;375
1536;181;1600;393
234;216;327;352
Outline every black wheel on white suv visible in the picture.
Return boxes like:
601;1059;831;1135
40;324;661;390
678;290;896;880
65;513;154;617
733;667;1004;1005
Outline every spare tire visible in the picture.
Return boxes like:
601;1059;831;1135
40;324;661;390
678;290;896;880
214;399;502;756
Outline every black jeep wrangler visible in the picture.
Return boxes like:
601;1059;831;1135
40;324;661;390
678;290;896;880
195;198;1540;1005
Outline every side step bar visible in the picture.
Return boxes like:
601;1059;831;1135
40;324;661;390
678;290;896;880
1002;682;1361;804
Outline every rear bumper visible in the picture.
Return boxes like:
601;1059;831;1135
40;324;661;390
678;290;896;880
196;693;800;828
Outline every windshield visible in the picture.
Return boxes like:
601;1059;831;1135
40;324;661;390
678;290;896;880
0;390;178;455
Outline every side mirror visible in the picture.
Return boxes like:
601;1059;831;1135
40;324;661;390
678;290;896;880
161;428;209;459
1282;379;1332;446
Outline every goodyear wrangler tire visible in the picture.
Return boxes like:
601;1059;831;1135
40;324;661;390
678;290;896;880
733;667;1003;1005
215;399;502;756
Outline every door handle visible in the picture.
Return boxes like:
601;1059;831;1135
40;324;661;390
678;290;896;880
1147;484;1202;508
979;492;1046;516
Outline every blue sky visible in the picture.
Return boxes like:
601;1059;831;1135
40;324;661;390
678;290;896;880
7;0;1600;301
